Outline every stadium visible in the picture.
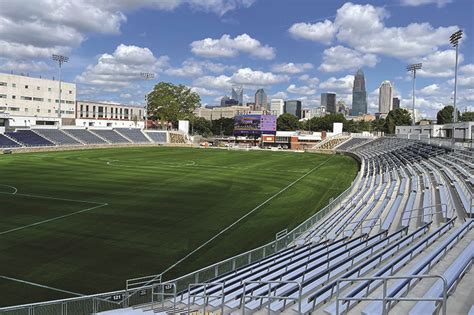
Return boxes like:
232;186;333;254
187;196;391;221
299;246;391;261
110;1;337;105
0;126;472;314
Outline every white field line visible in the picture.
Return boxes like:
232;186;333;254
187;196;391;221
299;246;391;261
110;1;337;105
158;155;335;277
0;184;17;195
0;275;84;297
0;203;108;235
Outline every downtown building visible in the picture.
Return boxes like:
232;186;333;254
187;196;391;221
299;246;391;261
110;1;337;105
321;93;336;113
255;89;268;110
231;86;243;105
270;99;285;117
378;80;393;117
352;69;367;116
285;100;302;119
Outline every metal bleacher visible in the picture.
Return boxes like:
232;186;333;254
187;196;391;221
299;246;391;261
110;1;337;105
33;128;82;146
63;129;108;145
0;133;21;148
5;130;53;147
91;129;130;144
145;131;167;143
115;128;150;143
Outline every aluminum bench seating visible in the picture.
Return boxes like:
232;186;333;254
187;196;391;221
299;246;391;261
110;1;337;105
323;220;454;314
63;129;107;144
0;134;21;148
146;131;167;143
91;129;130;144
297;224;430;314
361;219;473;315
409;240;473;315
234;230;406;313
33;128;82;145
199;237;362;307
115;128;150;143
5;130;53;147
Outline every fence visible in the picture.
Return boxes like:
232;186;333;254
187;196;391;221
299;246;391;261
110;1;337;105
0;157;363;315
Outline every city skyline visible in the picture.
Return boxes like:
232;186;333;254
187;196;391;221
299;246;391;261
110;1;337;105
0;0;472;119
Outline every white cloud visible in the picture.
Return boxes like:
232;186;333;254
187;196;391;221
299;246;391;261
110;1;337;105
417;50;463;77
287;84;316;95
166;59;233;77
76;44;169;87
419;84;441;95
318;45;378;72
319;75;354;94
400;0;452;7
1;59;50;72
230;68;289;85
271;62;313;74
334;3;458;59
298;75;320;86
190;33;276;59
460;64;474;75
193;75;233;90
288;20;336;44
270;91;288;99
190;87;221;96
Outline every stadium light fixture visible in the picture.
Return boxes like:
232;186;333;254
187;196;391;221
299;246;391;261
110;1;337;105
141;72;155;130
450;30;463;148
52;54;69;127
406;63;422;126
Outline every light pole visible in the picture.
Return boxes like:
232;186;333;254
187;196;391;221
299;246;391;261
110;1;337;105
450;30;463;147
140;72;155;130
407;63;422;126
52;54;69;127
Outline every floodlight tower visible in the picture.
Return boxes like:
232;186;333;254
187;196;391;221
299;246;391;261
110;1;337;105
141;72;155;130
407;63;422;126
450;30;463;147
52;54;69;127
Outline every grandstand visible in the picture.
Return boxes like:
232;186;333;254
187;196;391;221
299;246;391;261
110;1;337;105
91;129;131;144
115;128;151;143
123;137;472;315
5;130;54;147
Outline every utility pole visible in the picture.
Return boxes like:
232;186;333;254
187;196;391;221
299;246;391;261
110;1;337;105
406;63;422;127
450;30;463;148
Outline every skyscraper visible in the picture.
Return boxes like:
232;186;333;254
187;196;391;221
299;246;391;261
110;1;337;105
270;99;284;117
321;93;336;113
392;97;400;110
231;85;243;105
255;89;268;110
378;80;393;115
352;69;367;116
284;100;302;119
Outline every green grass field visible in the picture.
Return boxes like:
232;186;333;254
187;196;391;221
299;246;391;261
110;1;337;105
0;147;358;307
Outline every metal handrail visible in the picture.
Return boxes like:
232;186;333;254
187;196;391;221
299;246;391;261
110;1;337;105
335;275;448;315
187;282;225;314
240;280;302;315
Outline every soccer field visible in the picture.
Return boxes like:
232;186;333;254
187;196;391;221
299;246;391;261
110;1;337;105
0;147;358;307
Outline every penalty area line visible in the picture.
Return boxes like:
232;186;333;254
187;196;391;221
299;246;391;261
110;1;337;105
0;203;109;236
0;275;84;297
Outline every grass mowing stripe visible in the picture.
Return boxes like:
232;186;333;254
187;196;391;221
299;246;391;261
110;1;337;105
158;154;335;278
0;203;108;235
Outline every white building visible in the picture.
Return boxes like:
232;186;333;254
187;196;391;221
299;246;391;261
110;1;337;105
0;72;76;127
378;80;393;115
270;99;285;117
396;121;474;141
76;101;144;128
194;105;251;120
403;108;420;123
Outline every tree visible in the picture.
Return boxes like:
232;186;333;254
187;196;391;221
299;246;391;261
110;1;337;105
147;82;201;127
211;117;234;136
384;108;412;134
436;105;454;124
277;113;300;131
191;117;212;137
460;111;474;122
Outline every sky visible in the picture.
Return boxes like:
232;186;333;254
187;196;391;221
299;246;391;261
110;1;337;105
0;0;473;119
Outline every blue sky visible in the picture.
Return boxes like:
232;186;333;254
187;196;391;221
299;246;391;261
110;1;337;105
0;0;473;118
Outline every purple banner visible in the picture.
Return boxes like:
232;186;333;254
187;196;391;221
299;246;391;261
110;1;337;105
234;114;276;136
